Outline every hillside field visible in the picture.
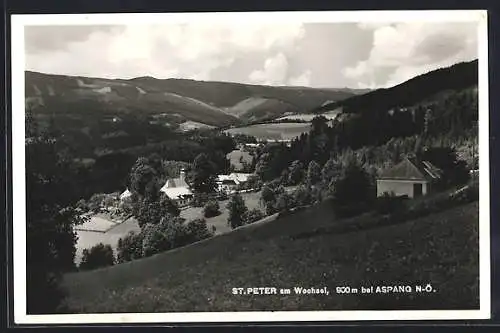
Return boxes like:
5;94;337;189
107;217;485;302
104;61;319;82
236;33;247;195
62;201;479;313
225;122;311;141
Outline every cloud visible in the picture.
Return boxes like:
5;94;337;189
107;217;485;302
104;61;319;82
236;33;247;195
25;23;306;82
24;21;479;89
249;53;289;85
288;70;312;86
343;22;478;88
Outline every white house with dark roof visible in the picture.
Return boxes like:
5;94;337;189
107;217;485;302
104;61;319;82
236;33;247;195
376;157;442;198
160;168;193;207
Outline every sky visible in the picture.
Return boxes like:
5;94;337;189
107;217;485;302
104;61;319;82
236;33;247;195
24;21;479;89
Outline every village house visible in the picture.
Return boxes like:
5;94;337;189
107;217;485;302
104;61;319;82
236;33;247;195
119;168;193;207
216;172;254;194
160;168;193;207
376;157;442;198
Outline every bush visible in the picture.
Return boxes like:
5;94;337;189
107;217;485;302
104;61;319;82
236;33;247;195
243;209;265;224
135;195;180;228
141;217;190;257
275;192;295;213
375;192;408;215
117;231;144;263
294;185;313;207
203;200;221;218
185;218;215;242
79;243;115;271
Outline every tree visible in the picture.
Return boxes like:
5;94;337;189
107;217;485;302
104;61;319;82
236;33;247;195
294;185;313;207
26;111;83;314
141;216;189;257
227;193;248;229
203;200;221;218
260;185;276;213
117;231;144;263
185;218;215;242
418;146;469;188
255;152;273;181
189;153;218;193
288;160;304;185
331;161;374;207
306;160;321;185
275;191;294;212
135;195;180;228
321;157;342;185
79;243;115;271
129;157;160;199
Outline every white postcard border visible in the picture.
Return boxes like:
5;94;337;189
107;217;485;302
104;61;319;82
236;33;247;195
11;10;490;324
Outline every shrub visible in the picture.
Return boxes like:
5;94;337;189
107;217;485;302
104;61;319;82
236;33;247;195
275;192;295;213
294;185;313;207
203;200;221;218
332;161;373;207
243;209;265;224
375;192;408;215
116;231;144;264
185;218;215;242
135;195;180;228
79;243;115;271
141;217;189;257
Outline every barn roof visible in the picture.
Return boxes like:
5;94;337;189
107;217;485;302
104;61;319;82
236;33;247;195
378;157;442;181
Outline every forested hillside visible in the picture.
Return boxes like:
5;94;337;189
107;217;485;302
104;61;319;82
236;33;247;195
25;71;363;126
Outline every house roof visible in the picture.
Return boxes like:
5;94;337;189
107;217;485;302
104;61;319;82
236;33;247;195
160;187;193;200
163;176;188;189
378;157;442;181
217;173;253;185
120;189;132;200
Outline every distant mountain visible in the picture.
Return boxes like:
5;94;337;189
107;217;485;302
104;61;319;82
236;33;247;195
314;60;478;114
25;71;363;126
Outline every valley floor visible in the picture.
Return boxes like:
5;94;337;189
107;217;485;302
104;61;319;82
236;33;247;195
63;200;479;313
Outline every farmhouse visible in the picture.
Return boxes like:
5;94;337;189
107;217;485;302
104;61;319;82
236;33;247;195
217;172;254;194
160;168;193;207
376;157;442;198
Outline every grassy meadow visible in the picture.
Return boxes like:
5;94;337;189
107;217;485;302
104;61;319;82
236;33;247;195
225;122;311;141
63;200;479;313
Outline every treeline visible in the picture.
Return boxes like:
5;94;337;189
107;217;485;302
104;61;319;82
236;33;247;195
315;60;478;114
254;86;478;182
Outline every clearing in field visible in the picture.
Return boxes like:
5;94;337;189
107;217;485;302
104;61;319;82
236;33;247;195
225;122;311;141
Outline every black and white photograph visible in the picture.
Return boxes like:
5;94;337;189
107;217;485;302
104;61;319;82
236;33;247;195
11;10;490;324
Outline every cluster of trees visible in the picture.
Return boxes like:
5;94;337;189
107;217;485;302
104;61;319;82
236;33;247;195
26;110;84;313
108;151;221;265
226;193;265;229
253;85;477;184
79;243;115;271
38;111;238;202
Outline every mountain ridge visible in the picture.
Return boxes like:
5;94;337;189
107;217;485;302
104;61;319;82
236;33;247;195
25;71;365;126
